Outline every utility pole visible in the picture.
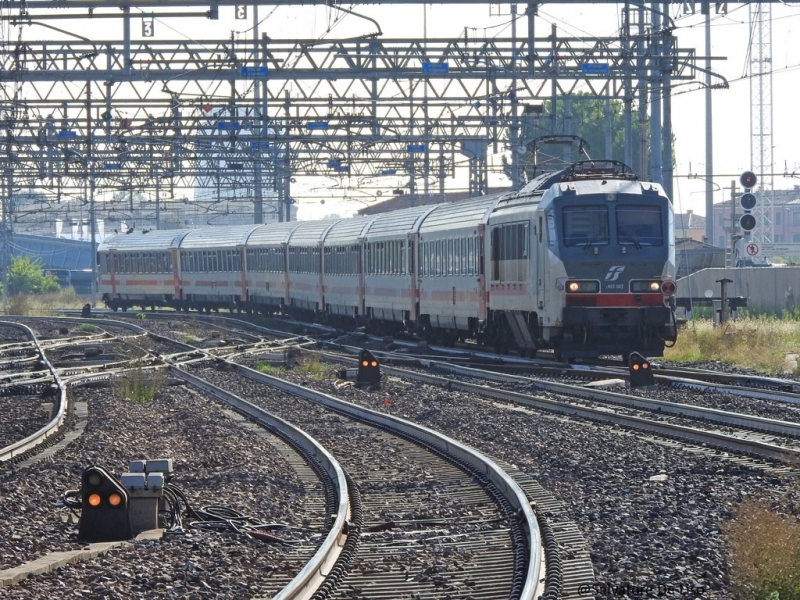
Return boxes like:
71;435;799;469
728;179;736;268
87;83;97;307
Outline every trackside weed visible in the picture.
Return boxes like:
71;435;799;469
722;498;800;600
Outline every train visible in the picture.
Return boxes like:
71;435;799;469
97;159;678;359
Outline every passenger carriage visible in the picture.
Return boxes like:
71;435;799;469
284;219;340;318
319;215;375;327
416;198;496;344
98;229;190;312
178;225;259;312
244;221;300;315
360;205;434;335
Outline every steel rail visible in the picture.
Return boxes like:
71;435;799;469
379;361;800;465
231;361;544;600
0;321;67;463
663;375;800;405
426;361;800;439
169;367;351;600
0;316;159;463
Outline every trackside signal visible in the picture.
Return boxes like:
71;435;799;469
79;466;132;542
739;172;758;232
356;349;381;389
629;352;655;390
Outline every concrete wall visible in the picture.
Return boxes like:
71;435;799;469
677;267;800;314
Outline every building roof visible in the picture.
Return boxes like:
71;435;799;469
674;210;706;230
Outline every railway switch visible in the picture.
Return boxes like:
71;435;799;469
628;352;655;390
79;466;132;542
356;349;381;389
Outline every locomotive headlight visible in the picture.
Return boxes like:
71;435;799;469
631;280;661;293
566;281;599;293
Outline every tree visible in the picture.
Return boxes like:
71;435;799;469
504;94;645;182
3;256;62;296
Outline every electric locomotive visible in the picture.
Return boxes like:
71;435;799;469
511;160;678;359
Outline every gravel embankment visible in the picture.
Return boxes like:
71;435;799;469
1;381;312;600
249;357;799;599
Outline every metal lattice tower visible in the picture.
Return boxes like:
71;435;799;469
0;0;718;234
750;1;773;244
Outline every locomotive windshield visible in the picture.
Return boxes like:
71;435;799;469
562;205;609;247
617;206;663;246
561;199;664;248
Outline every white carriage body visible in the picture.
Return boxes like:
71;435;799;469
361;205;433;325
320;216;374;319
245;222;300;310
178;225;259;308
98;230;189;308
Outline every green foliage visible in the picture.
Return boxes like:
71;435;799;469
723;498;800;600
115;363;166;404
3;289;86;316
295;357;329;380
665;317;800;374
76;323;99;333
136;312;146;320
6;294;32;315
2;256;61;296
504;94;649;181
253;360;285;374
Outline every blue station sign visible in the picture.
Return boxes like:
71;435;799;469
581;63;610;75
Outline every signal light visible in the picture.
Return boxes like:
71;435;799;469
740;193;756;211
740;171;757;190
79;466;132;542
356;349;381;389
740;214;756;231
628;352;655;390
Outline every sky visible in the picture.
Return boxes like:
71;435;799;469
6;1;800;220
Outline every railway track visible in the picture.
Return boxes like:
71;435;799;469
10;316;796;598
1;318;347;598
2;315;559;600
187;361;551;600
75;310;800;467
298;348;800;468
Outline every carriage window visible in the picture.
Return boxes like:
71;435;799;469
562;206;608;246
491;222;529;282
616;206;663;246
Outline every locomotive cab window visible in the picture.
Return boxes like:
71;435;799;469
562;205;609;246
616;206;663;246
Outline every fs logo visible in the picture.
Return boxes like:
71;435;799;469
604;266;626;282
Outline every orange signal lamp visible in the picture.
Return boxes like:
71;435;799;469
88;493;102;507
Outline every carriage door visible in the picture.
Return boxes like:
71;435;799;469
536;213;551;309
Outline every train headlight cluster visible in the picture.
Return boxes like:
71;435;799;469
631;280;661;293
566;281;599;293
